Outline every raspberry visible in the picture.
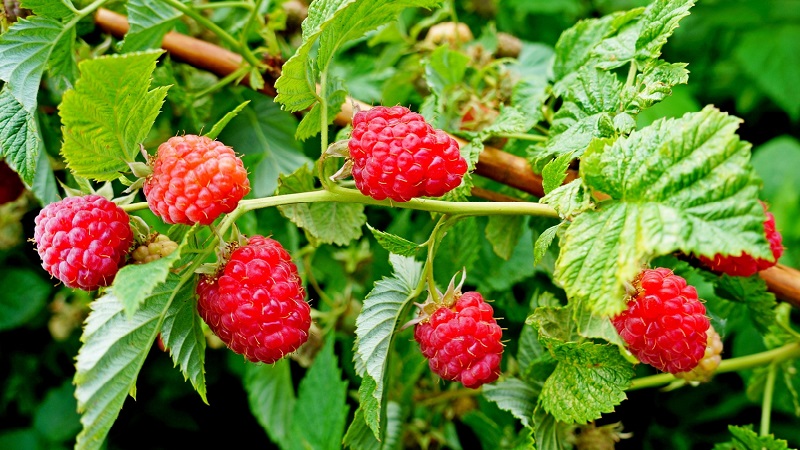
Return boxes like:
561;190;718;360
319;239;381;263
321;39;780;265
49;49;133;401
0;159;25;205
131;233;178;264
675;325;723;382
143;135;250;225
196;235;311;364
414;291;504;389
611;268;710;374
698;201;784;277
33;195;134;291
348;105;468;202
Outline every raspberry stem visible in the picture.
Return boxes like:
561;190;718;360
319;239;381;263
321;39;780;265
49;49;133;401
760;362;777;437
628;342;800;391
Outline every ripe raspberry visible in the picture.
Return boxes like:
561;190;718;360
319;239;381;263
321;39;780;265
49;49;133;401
131;233;178;264
0;159;25;205
196;235;311;364
698;201;784;277
611;268;710;374
143;135;250;225
414;291;504;389
348;106;468;202
33;195;134;291
675;325;723;382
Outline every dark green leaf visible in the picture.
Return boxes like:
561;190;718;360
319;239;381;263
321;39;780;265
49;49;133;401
245;359;296;449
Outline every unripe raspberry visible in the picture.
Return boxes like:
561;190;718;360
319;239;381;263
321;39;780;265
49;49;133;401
143;135;250;225
33;195;134;291
131;233;178;264
699;201;783;277
612;268;710;374
348;106;468;202
414;291;504;389
196;235;311;364
675;325;723;382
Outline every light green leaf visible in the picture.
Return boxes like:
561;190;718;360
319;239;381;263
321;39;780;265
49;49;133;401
533;224;559;268
0;269;50;331
485;215;525;261
0;86;40;185
245;360;296;449
367;223;420;257
20;0;76;19
424;44;470;95
529;112;615;173
353;254;422;439
541;152;574;195
122;0;182;52
623;60;689;114
295;86;347;141
289;336;349;450
556;106;769;316
478;105;537;140
634;0;695;62
573;302;624;346
482;378;537;427
539;341;633;424
713;425;791;450
59;50;169;181
540;178;593;220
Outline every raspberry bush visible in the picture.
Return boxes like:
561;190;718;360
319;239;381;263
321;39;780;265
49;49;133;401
1;0;799;449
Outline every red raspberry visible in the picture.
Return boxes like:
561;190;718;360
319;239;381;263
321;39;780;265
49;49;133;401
33;195;133;291
348;106;468;202
414;292;504;389
196;235;311;364
143;135;250;225
0;159;25;205
611;268;710;374
698;201;784;277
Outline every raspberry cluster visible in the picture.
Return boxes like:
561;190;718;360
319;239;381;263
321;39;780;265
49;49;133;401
698;201;783;277
33;195;133;291
612;268;710;374
414;291;504;389
196;235;311;364
348;106;468;202
143;134;250;225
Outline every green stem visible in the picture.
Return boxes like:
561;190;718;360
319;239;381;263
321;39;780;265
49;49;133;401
318;70;334;190
240;0;265;54
424;215;453;303
121;187;561;218
162;0;262;68
498;132;548;142
760;363;778;437
628;342;800;391
76;0;109;22
193;1;253;10
417;387;481;407
193;66;250;99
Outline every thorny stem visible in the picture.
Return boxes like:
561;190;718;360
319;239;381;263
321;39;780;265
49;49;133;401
760;363;777;437
628;342;800;391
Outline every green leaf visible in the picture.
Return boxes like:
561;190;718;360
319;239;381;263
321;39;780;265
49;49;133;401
288;336;349;450
160;277;207;402
277;165;366;246
634;0;695;62
203;100;250;140
573;301;624;346
485;215;525;261
474;225;537;293
0;86;40;185
218;91;311;197
482;378;537;427
424;44;470;95
622;60;689;114
367;223;420;257
343;402;402;450
540;178;593;220
538;341;633;424
111;228;194;316
713;425;792;450
33;381;81;442
0;269;50;331
0;16;65;112
353;254;422;439
478;105;537;141
556;106;768;316
541;152;574;195
275;0;442;112
533;406;571;450
20;0;76;19
122;0;182;52
59;50;169;181
295;85;347;141
245;359;296;449
714;274;777;334
533;224;559;268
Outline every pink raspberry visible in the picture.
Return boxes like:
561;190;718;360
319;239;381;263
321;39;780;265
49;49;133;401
196;235;311;364
143;134;250;225
33;195;133;291
612;268;710;374
414;291;504;389
348;106;468;202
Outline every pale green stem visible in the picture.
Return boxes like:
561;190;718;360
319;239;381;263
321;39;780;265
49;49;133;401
193;66;250;99
760;363;777;437
240;0;265;54
194;1;253;10
628;342;800;391
76;0;109;22
318;70;334;189
498;132;548;142
424;215;453;303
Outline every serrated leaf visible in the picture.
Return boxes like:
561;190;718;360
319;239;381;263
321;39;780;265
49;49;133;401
343;402;402;450
160;277;207;401
573;301;624;346
530;112;615;174
714;274;777;334
0;86;40;185
275;0;442;112
556;106;769;316
478;105;537;141
59;50;169;181
482;378;537;427
295;86;347;141
204;100;250;140
713;425;792;450
541;152;574;195
122;0;182;52
367;223;420;257
245;360;296;447
623;60;689;114
288;336;349;450
424;44;469;95
20;0;75;19
540;178;593;220
533;224;559;268
353;254;422;439
533;406;571;450
634;0;695;62
538;341;633;424
485;215;525;261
